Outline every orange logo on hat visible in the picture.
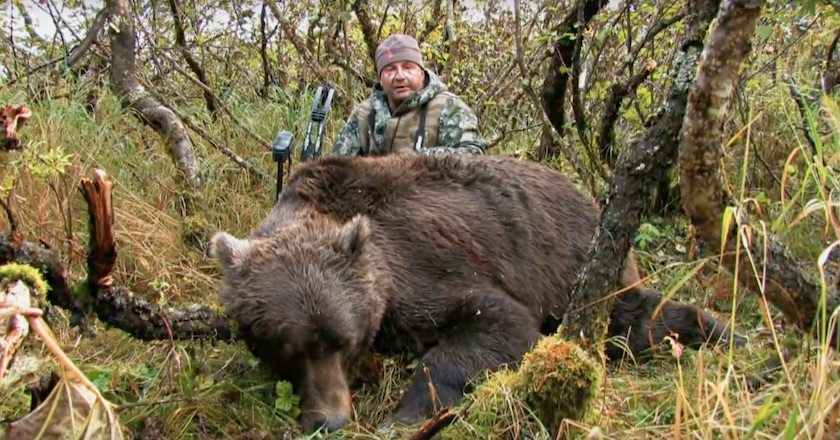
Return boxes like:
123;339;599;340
386;48;394;58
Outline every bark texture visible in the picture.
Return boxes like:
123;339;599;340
105;0;203;211
351;0;379;69
0;236;84;318
679;0;839;343
560;0;722;352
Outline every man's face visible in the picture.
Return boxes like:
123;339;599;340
379;61;425;108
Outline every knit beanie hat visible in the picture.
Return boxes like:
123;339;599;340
375;34;425;76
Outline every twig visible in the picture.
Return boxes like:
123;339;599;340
66;7;107;67
415;0;440;44
623;6;686;75
785;75;818;157
167;0;220;119
0;196;17;237
134;20;270;150
408;408;457;440
178;112;270;182
569;4;606;181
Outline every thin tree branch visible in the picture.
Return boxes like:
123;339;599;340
167;0;220;119
823;27;840;94
0;198;16;237
598;59;657;169
144;45;270;149
786;75;819;157
415;0;442;44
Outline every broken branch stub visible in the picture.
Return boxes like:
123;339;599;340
79;170;234;341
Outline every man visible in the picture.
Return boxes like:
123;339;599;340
330;34;486;156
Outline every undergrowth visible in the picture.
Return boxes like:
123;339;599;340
1;63;839;439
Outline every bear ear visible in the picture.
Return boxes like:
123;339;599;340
336;215;370;257
209;232;251;268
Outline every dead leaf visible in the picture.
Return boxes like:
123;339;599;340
1;376;125;440
1;104;32;152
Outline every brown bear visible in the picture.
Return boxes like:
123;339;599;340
209;153;739;433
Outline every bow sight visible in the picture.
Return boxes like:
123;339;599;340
270;84;335;202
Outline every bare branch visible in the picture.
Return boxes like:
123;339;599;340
598;59;657;169
178;113;271;182
623;7;687;74
144;46;270;149
786;75;818;157
266;1;332;84
66;7;107;66
167;0;220;119
105;0;203;211
415;0;442;44
824;27;840;94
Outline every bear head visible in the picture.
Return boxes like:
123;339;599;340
209;214;388;433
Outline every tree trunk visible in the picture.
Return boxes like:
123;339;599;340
560;0;723;352
540;0;607;138
105;0;203;214
352;0;379;69
678;0;839;345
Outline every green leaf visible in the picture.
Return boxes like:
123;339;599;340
781;404;800;439
755;25;772;39
274;380;301;417
746;392;785;437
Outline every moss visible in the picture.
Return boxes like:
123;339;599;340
180;213;212;250
0;263;50;304
516;335;603;434
440;369;550;439
442;335;603;439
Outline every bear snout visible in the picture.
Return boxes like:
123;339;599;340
298;353;353;433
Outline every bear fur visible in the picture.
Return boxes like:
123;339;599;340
209;153;737;433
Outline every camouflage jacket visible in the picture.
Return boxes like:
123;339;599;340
329;71;486;157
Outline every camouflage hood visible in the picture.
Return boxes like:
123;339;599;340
369;69;449;118
328;69;486;157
